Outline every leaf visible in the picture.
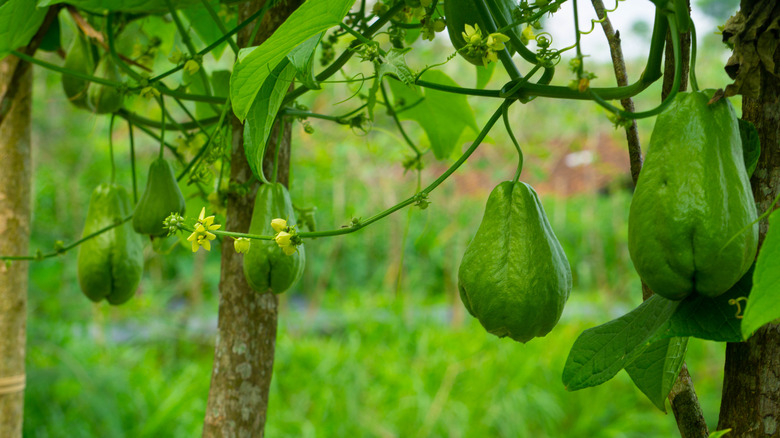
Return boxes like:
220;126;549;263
287;32;322;90
562;295;679;391
188;69;230;119
243;59;297;181
708;429;733;438
651;267;752;342
738;118;760;178
0;0;47;59
377;48;415;85
230;0;353;121
625;337;688;412
742;210;780;338
476;62;495;89
182;0;235;61
36;0;200;12
388;70;478;159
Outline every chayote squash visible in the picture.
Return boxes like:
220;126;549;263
132;157;186;236
458;181;572;343
243;183;305;294
87;54;124;114
77;183;144;305
61;31;96;109
628;90;758;300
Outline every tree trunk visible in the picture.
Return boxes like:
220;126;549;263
202;1;300;436
718;3;780;434
0;53;32;437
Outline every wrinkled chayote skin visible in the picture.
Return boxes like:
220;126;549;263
132;157;186;236
77;184;144;305
243;183;305;294
458;181;572;343
628;90;758;300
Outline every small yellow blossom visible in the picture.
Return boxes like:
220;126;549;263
281;245;297;256
521;26;535;45
183;59;200;75
187;207;221;252
487;33;510;51
233;237;251;254
140;86;160;99
271;218;288;233
168;48;183;64
274;231;292;247
462;24;482;45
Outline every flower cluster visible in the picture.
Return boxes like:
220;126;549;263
461;24;510;67
187;207;221;252
271;218;301;256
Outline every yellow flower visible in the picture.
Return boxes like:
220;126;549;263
482;50;498;66
462;24;482;45
233;237;251;254
274;231;292;247
271;218;288;233
281;245;297;256
187;207;221;252
140;86;160;99
183;59;200;75
487;33;510;51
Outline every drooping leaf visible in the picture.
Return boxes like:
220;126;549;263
388;70;478;159
287;32;322;90
182;0;235;61
742;210;780;338
0;0;47;59
625;337;688;412
738;119;760;178
230;0;353;120
37;0;200;12
651;266;752;342
243;59;297;181
562;295;679;391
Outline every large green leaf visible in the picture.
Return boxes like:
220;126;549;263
0;0;47;59
562;295;679;391
742;210;780;338
388;70;478;159
230;0;353;121
243;59;297;181
36;0;200;12
287;32;322;90
651;267;752;343
625;337;688;412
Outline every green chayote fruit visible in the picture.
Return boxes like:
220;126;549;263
458;181;572;343
77;184;144;305
87;55;124;114
628;90;758;300
132;158;186;236
243;183;305;294
61;32;96;109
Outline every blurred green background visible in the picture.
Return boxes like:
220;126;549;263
21;2;738;436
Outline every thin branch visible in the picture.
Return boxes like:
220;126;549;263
591;0;642;185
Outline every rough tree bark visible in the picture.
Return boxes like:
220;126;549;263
202;1;301;436
0;9;58;434
0;51;32;438
718;2;780;435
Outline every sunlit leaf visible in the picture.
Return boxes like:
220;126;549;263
0;0;47;59
230;0;353;121
742;210;780;338
625;337;688;412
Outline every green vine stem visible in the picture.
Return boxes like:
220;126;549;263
199;0;240;54
109;114;117;184
587;11;681;119
474;0;523;81
688;16;699;92
380;82;421;156
118;109;219;131
128;119;138;203
502;102;523;182
176;96;232;182
0;216;133;261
